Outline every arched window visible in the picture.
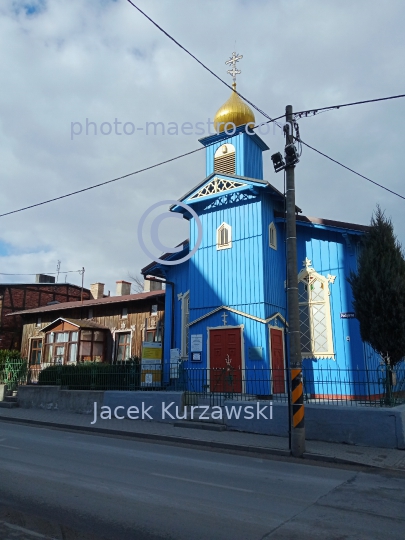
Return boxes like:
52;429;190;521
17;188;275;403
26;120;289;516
217;222;232;250
214;144;235;175
269;222;277;250
298;259;335;359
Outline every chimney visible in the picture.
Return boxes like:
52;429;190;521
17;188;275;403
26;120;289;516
116;280;131;296
36;274;55;284
90;282;105;299
143;277;163;292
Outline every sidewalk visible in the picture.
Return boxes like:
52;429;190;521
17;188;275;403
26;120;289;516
0;407;404;471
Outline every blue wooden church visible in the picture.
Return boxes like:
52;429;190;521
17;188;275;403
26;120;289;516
142;77;380;399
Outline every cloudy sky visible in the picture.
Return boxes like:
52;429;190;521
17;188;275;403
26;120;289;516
0;0;404;295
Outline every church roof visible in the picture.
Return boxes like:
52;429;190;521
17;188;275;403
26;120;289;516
198;126;269;151
213;82;256;134
274;212;370;233
9;290;165;316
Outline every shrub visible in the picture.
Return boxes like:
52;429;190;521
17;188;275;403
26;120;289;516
0;350;28;390
38;358;141;390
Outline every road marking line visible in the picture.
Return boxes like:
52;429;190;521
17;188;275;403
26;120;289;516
0;520;51;538
151;473;254;493
0;444;19;450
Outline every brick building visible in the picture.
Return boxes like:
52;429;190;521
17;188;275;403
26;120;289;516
0;275;91;351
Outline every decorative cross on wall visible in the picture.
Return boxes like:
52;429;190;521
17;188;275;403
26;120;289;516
225;51;243;84
221;312;228;325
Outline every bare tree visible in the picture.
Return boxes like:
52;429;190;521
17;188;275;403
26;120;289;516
128;273;144;293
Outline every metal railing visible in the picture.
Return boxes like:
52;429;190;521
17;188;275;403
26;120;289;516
7;360;404;407
0;359;28;392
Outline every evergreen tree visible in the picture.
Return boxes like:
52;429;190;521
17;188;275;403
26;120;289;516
348;206;405;366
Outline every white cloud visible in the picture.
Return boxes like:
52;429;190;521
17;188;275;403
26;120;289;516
0;0;404;293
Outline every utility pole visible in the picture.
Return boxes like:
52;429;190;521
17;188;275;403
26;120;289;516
80;267;85;304
285;105;305;457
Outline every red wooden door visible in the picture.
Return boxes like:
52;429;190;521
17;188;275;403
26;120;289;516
209;328;242;393
270;328;285;394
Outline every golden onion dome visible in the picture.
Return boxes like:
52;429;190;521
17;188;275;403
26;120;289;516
213;82;255;133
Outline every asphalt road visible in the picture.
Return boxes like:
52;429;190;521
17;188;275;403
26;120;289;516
0;422;404;540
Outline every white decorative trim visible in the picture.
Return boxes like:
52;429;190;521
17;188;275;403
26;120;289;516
190;177;246;200
188;306;288;327
298;259;335;360
214;143;235;158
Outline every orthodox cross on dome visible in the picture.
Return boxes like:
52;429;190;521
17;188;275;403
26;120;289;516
221;311;228;325
225;51;243;85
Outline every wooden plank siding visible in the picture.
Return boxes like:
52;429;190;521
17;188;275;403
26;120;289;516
19;298;164;364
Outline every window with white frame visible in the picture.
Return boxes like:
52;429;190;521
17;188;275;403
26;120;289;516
121;306;128;319
217;222;232;250
181;291;190;357
298;260;335;359
269;222;277;250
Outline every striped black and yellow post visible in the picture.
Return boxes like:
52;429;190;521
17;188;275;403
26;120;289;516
291;368;304;429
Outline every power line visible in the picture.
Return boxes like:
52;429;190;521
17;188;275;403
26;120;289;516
293;93;405;119
299;138;405;200
1;8;404;218
126;0;279;126
0;271;82;276
127;1;405;202
0;146;206;218
127;1;405;125
0;113;288;219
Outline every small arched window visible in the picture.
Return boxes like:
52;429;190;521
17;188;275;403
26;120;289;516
217;222;232;250
298;259;335;359
269;222;277;250
214;144;235;175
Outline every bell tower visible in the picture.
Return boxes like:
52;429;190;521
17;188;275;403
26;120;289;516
199;52;269;179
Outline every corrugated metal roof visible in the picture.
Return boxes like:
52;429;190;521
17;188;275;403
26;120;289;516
8;290;165;316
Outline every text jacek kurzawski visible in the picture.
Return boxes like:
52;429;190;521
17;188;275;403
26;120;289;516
91;402;273;424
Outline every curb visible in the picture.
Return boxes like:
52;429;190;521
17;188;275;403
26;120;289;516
0;415;290;458
0;415;375;468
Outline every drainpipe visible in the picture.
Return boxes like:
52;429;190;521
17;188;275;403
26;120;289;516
143;276;175;350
